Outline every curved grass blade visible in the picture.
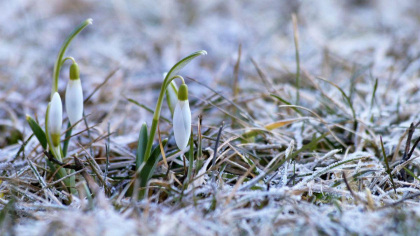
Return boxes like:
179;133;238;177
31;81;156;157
316;77;357;124
270;94;302;115
403;167;420;182
380;136;397;194
370;78;378;111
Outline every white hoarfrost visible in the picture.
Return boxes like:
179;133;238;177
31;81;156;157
65;79;84;126
173;100;191;150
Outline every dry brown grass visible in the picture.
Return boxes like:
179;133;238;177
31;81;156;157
1;0;420;235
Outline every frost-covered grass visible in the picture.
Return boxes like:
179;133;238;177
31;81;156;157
1;0;420;235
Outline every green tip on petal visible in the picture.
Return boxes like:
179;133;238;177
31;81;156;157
70;63;80;80
51;133;61;147
178;84;188;101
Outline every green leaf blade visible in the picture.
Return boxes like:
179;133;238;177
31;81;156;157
164;50;207;86
26;115;47;149
139;139;168;190
136;122;148;169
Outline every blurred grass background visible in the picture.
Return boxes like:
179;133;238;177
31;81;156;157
1;1;420;235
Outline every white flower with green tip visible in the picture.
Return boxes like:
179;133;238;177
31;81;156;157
65;62;84;126
173;83;191;150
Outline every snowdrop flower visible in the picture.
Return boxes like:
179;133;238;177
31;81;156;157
173;83;191;150
48;92;63;147
65;62;83;126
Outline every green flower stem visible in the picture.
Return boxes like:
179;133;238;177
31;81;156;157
46;104;72;193
61;57;76;66
51;18;92;99
144;75;185;162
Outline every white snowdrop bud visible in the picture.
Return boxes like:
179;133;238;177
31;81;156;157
49;92;63;147
173;84;191;150
65;63;84;126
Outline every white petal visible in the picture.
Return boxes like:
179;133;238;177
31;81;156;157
48;92;62;135
65;79;84;126
173;100;191;150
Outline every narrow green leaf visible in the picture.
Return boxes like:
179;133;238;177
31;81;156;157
137;138;168;200
316;77;356;121
164;50;207;87
139;139;168;189
62;122;72;157
26;115;47;149
68;169;76;194
187;130;194;183
136;122;148;169
195;117;203;176
403;167;420;182
370;78;378;110
270;94;302;115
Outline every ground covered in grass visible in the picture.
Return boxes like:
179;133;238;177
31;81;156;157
1;0;420;235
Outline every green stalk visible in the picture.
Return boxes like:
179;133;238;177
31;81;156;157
144;73;190;161
51;18;92;98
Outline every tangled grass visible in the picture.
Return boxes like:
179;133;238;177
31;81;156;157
1;0;420;235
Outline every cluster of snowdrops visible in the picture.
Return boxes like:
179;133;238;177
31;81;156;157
26;19;207;199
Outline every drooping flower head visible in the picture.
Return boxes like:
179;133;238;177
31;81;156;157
173;83;191;150
65;62;84;127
